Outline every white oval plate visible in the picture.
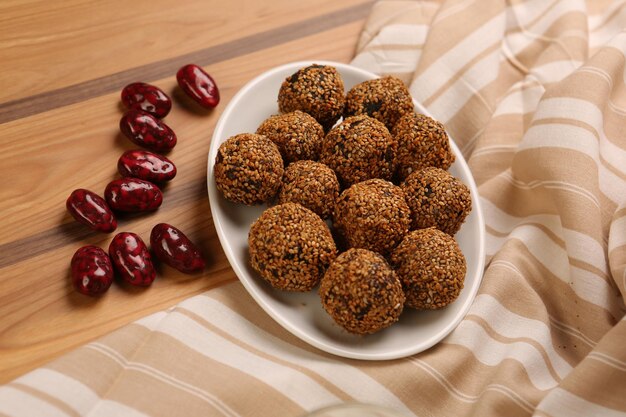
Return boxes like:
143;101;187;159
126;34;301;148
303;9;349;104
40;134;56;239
207;61;485;360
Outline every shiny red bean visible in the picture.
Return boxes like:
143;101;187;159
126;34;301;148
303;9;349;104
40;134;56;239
104;178;163;212
150;223;206;274
120;110;177;152
66;189;117;233
109;232;155;286
71;245;114;296
121;82;172;119
117;150;177;183
176;64;220;108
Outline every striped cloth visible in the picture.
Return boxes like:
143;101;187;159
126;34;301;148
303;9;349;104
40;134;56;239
2;1;626;416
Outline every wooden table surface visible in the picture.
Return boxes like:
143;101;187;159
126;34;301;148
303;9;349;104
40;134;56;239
0;0;373;383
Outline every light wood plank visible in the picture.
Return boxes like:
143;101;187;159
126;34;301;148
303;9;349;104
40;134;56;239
0;0;369;102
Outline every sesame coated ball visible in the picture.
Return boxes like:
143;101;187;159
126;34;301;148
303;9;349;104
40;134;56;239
390;228;466;310
334;179;410;257
402;167;471;235
214;133;284;205
393;112;455;181
256;111;324;163
278;64;345;131
319;248;405;335
278;160;339;219
344;76;414;130
320;115;396;187
248;203;337;292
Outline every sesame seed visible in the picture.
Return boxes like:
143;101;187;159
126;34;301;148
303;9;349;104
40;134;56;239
390;228;466;310
401;167;471;235
256;110;324;163
344;76;413;131
320;115;396;188
392;112;455;181
278;160;339;219
319;248;405;335
334;179;410;257
214;133;284;205
278;65;345;132
248;203;337;292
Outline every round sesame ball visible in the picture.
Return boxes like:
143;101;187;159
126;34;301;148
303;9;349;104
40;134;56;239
344;76;414;131
278;160;339;219
248;203;337;292
401;167;471;235
393;112;456;181
278;64;345;131
320;115;396;187
214;133;284;205
334;179;410;257
319;248;405;335
390;228;466;310
256;111;324;163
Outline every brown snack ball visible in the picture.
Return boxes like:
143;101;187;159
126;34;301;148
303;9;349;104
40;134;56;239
393;112;455;181
248;203;337;292
334;179;410;257
278;160;339;219
320;115;396;187
256;111;324;163
278;64;345;131
319;248;405;335
402;167;471;235
344;76;414;130
390;228;466;310
214;133;283;205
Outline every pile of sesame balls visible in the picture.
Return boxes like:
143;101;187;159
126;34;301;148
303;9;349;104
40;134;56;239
214;64;472;335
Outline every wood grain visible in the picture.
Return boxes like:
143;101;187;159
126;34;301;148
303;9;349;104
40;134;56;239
0;0;369;103
0;1;373;123
0;0;370;383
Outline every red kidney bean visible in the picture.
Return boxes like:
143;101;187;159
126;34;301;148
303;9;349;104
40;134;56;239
104;178;163;212
71;245;114;296
109;232;156;286
176;64;220;108
120;110;177;152
150;223;206;273
66;189;117;233
121;82;172;119
117;150;177;183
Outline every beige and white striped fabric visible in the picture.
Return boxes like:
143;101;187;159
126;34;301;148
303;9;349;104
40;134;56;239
2;1;626;416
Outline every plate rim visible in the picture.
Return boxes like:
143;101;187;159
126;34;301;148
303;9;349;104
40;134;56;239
207;60;486;360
